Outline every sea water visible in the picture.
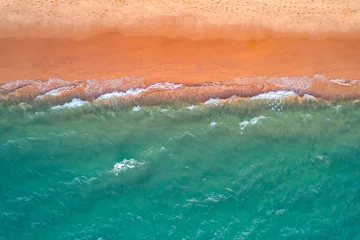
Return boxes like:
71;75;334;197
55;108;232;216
0;98;360;239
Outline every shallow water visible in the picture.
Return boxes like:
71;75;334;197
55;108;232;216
1;98;360;239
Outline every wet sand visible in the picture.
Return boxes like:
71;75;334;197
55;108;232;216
1;32;360;83
1;32;360;102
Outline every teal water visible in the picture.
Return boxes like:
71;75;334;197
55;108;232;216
1;99;360;239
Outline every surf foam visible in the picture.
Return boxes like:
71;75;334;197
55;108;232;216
240;116;267;131
249;91;298;100
110;159;145;176
132;106;141;112
186;105;197;110
51;98;89;110
303;94;316;99
147;82;183;90
204;98;221;105
36;86;75;100
97;88;144;100
210;121;217;127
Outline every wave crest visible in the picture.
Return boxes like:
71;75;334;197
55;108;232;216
1;75;360;105
110;159;145;176
51;98;89;110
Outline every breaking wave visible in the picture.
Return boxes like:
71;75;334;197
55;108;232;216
51;98;89;110
249;91;298;100
110;159;145;176
239;116;268;131
1;75;360;108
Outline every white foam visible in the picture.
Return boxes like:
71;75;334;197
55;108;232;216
186;105;197;110
209;121;217;127
160;108;169;113
36;86;74;100
239;116;267;130
147;82;183;90
304;113;312;119
249;116;267;125
110;159;144;176
205;193;226;203
96;88;144;100
132;106;141;112
275;209;286;215
303;94;316;99
97;91;126;99
51;98;89;110
19;102;32;110
204;98;221;105
84;77;137;95
95;82;183;100
330;79;352;86
1;80;34;90
249;91;298;100
239;121;250;130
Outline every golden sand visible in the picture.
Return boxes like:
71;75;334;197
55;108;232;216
1;0;360;39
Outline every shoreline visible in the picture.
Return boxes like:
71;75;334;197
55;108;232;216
1;30;360;102
1;75;360;105
1;0;360;101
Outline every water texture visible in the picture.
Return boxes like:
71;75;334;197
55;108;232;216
0;98;360;239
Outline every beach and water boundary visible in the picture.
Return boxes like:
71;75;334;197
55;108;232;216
1;1;360;239
1;0;360;103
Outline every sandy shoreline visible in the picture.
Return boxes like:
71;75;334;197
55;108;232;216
1;0;360;101
1;31;360;101
1;75;360;104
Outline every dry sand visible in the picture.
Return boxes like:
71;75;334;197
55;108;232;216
1;0;360;39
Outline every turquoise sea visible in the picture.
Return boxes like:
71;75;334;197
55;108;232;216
1;97;360;239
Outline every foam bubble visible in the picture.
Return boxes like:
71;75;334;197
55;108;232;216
186;105;197;110
110;159;144;176
1;80;34;91
147;82;183;90
250;91;298;100
204;98;221;105
330;79;352;86
132;106;141;112
239;120;250;130
303;94;316;100
36;86;74;100
19;102;32;110
95;82;183;101
97;92;126;99
205;193;226;203
239;116;267;131
97;88;144;100
304;113;312;119
249;116;267;124
275;209;286;215
209;121;217;127
51;98;89;110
